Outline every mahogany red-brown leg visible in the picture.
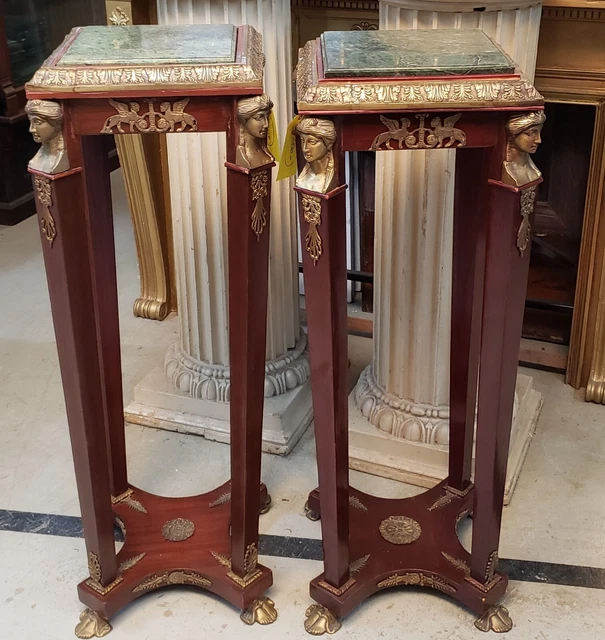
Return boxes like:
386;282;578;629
448;147;489;491
226;160;274;586
296;183;350;590
31;162;119;594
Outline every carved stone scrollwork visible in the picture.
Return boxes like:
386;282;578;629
354;364;450;445
164;330;310;400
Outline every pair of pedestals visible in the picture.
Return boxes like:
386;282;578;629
26;24;544;637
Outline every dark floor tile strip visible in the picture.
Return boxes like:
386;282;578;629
3;509;605;591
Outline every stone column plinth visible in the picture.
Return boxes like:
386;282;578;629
349;0;544;502
125;0;312;455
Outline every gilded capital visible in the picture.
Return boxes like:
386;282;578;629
235;94;274;169
502;111;545;187
26;100;70;175
295;116;337;194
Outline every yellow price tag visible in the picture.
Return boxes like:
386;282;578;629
277;115;302;182
267;111;281;162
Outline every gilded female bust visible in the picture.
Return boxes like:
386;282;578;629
295;117;337;194
235;94;274;169
26;100;70;175
502;111;546;187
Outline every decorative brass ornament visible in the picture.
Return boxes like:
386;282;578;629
464;572;503;593
302;194;323;265
296;39;543;112
236;94;275;169
34;176;56;247
28;26;263;93
26;100;70;175
86;575;124;595
428;493;453;512
379;515;422;545
296;117;337;194
351;22;378;31
240;597;278;626
518;186;537;256
304;500;321;521
377;572;456;594
75;609;112;639
441;551;471;576
251;171;269;239
118;553;146;573
318;577;356;596
475;605;513;633
161;517;196;542
112;488;147;514
349;554;370;575
304;605;342;636
133;570;211;593
502;111;545;187
101;98;198;134
349;495;368;511
88;552;102;583
209;492;231;508
485;550;499;583
108;7;130;25
371;113;466;151
210;548;263;588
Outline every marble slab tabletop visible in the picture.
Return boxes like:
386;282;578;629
58;25;237;67
321;30;515;79
26;24;264;97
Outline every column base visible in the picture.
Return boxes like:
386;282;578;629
349;374;543;505
124;367;313;455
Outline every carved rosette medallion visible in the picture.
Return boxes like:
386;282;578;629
302;194;323;265
379;515;422;545
251;171;269;239
101;98;198;134
133;570;211;593
161;517;196;542
108;7;130;25
518;186;537;256
34;176;56;246
371;113;466;151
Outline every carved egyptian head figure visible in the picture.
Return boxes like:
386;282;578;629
235;93;274;169
295;116;338;194
502;111;546;187
25;100;70;175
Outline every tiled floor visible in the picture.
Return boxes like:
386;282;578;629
1;171;604;639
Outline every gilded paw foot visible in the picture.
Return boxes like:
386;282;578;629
304;604;341;635
260;493;272;515
304;500;321;522
474;605;513;633
240;597;278;625
75;609;112;638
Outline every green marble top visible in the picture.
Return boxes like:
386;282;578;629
320;29;515;79
57;25;237;67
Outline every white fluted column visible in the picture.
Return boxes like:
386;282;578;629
349;1;544;501
125;1;312;454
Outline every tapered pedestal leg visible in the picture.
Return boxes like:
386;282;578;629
226;161;275;593
470;178;539;632
296;184;350;591
31;166;119;601
448;148;489;491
